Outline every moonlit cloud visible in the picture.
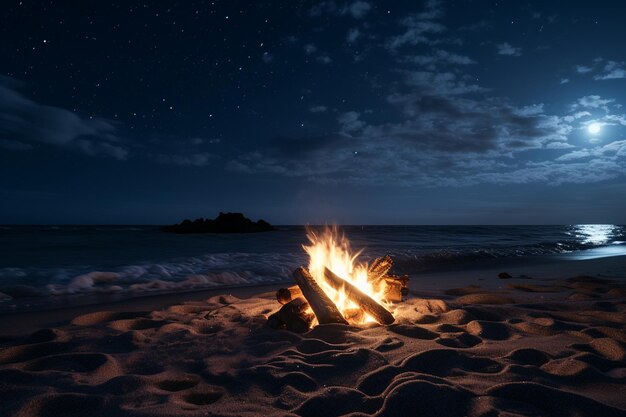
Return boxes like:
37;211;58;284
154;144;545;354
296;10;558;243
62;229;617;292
594;60;626;80
573;95;615;111
227;1;626;190
574;58;626;80
575;65;593;73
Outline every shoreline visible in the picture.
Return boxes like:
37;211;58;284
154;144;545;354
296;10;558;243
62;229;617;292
1;254;625;338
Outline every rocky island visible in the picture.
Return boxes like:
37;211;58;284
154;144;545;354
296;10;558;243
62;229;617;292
162;212;274;234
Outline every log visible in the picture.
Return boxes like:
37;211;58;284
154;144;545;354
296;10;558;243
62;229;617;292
382;280;404;303
267;312;283;329
323;267;395;325
293;267;348;325
368;255;394;282
267;297;314;333
276;285;303;305
384;274;409;287
343;307;364;324
280;297;313;333
381;275;410;302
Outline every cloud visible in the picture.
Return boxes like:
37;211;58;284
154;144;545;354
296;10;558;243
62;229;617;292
346;1;371;19
556;141;626;162
594;60;626;80
0;76;128;159
316;55;332;64
346;28;361;43
562;111;591;122
309;105;328;113
309;1;338;17
386;0;445;49
309;1;371;19
573;95;615;111
464;158;624;186
261;52;274;63
0;138;33;151
575;65;593;74
575;58;626;80
304;44;318;55
559;78;569;84
228;2;626;189
404;49;475;67
152;152;214;167
338;111;365;132
228;89;595;187
304;43;332;64
496;42;522;56
403;70;485;95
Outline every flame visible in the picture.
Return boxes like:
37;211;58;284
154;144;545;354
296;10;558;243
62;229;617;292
303;227;391;324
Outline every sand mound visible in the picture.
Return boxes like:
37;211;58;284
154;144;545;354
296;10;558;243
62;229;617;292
455;293;515;305
1;279;625;416
71;310;148;326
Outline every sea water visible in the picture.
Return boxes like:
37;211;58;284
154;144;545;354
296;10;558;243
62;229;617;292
0;224;624;307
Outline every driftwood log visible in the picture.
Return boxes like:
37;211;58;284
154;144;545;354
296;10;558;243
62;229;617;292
385;274;409;287
382;280;404;302
293;267;348;325
323;267;395;325
367;255;394;282
276;285;303;304
381;275;410;302
267;296;314;333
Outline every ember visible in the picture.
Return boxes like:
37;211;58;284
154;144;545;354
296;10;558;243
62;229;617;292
268;227;409;332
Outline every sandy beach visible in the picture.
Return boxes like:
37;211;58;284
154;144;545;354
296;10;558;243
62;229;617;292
3;0;626;414
1;255;625;417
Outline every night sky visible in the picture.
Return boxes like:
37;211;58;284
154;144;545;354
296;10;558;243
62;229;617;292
1;1;625;225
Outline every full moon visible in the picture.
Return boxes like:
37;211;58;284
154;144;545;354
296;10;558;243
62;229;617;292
588;122;602;135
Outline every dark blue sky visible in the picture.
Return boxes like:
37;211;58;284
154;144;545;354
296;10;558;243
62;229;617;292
1;0;625;224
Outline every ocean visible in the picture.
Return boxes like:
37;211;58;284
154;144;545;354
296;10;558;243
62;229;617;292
1;224;625;309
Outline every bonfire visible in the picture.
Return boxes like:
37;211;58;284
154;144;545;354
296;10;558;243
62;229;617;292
268;228;409;332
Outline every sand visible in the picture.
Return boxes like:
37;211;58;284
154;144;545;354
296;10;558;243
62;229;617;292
1;259;625;416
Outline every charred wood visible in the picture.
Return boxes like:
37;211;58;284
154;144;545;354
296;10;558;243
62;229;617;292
293;267;348;325
323;267;395;325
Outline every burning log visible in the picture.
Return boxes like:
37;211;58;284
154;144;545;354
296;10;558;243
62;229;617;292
380;275;410;302
381;279;405;303
293;267;348;325
343;308;364;324
385;274;409;287
367;255;394;282
276;285;303;305
323;267;395;325
267;296;314;333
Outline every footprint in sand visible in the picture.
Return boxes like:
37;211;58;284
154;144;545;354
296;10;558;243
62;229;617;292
183;390;223;405
156;378;199;392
